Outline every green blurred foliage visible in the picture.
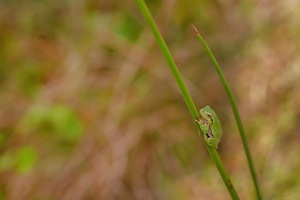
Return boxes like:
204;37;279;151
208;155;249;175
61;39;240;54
0;146;37;174
15;146;37;174
20;104;83;142
0;0;300;199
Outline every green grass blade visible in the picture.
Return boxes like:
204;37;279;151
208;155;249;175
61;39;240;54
136;1;240;199
192;25;262;200
136;0;198;119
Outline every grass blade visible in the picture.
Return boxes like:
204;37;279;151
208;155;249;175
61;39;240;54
193;25;262;200
136;1;240;199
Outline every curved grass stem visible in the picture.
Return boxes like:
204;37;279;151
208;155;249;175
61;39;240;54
136;0;240;199
192;25;262;200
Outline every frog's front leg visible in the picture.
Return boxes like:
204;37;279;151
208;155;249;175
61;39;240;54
195;117;210;134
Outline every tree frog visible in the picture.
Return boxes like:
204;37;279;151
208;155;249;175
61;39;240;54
196;106;222;149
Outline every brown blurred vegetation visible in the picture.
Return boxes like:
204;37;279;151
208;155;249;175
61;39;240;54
0;0;300;199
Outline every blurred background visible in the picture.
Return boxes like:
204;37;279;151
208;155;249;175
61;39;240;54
0;0;300;199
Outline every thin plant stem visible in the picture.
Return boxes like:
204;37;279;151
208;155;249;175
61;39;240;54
192;25;262;200
136;1;198;119
136;0;240;199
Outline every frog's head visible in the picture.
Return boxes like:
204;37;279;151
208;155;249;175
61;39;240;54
199;105;216;125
